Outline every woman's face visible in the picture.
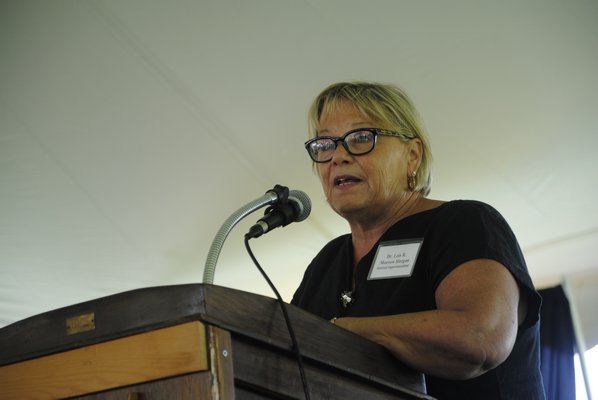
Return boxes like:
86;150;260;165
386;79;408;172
316;102;420;221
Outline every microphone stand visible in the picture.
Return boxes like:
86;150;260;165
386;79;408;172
202;184;289;284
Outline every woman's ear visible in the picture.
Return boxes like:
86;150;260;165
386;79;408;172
407;138;423;172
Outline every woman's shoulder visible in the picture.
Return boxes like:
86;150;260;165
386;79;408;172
422;198;501;216
439;199;505;219
405;199;507;231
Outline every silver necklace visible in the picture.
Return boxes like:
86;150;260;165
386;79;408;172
340;290;355;308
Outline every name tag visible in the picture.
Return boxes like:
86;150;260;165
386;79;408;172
367;239;423;280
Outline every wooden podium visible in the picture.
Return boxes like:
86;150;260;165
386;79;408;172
0;284;434;399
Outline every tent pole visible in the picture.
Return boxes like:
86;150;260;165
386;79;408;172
562;275;593;400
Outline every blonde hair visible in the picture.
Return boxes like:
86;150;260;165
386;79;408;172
308;81;432;195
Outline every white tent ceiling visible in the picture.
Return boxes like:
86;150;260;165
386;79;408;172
1;0;598;349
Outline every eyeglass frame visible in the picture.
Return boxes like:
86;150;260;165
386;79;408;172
304;127;413;163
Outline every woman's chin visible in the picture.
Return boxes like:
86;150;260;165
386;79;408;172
331;201;369;219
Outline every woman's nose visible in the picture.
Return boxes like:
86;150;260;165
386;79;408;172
331;143;352;164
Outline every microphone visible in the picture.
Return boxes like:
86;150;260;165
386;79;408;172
247;190;311;239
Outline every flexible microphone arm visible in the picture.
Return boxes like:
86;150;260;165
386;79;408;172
202;185;289;284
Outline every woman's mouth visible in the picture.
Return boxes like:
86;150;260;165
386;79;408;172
334;175;362;187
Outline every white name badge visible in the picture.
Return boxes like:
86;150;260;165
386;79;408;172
367;239;423;280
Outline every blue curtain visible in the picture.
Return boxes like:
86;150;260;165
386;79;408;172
539;285;576;400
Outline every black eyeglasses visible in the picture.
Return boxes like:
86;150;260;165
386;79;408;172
304;128;412;163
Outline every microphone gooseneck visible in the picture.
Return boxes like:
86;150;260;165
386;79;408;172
202;184;289;284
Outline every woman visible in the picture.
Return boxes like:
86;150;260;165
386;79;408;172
291;82;545;399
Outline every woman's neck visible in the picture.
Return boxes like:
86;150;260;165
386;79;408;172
348;195;442;265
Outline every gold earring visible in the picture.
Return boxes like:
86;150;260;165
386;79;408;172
407;171;417;191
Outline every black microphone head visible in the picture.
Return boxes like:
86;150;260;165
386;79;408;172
288;190;311;222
